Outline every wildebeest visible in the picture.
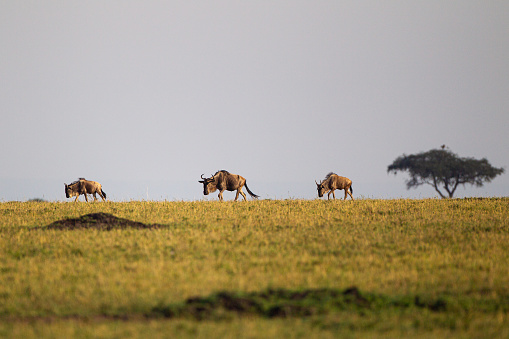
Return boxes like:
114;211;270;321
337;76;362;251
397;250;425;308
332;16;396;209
316;172;354;200
65;178;107;202
199;170;259;201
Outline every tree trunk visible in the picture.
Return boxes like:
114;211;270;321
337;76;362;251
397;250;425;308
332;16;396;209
432;176;446;198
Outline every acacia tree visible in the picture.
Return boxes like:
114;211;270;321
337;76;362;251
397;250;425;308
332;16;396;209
387;149;504;198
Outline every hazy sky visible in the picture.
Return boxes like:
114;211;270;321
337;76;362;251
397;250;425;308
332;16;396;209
1;1;508;201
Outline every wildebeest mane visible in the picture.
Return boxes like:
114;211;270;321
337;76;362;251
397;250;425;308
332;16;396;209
214;170;230;176
69;179;83;186
324;172;337;180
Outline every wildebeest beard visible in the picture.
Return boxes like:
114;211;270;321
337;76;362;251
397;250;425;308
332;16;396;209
204;180;218;195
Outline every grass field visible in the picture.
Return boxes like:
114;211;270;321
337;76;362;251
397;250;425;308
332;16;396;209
1;198;508;338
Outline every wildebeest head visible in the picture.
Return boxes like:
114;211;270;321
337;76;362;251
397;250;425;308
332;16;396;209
198;174;217;195
315;180;327;197
65;182;80;198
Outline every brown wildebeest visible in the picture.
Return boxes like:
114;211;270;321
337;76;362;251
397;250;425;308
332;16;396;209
315;172;354;200
65;178;107;202
199;170;259;201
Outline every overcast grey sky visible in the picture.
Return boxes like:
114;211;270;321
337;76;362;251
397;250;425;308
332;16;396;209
1;1;508;201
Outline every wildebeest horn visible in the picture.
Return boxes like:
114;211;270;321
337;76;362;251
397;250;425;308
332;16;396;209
201;174;206;180
315;180;319;185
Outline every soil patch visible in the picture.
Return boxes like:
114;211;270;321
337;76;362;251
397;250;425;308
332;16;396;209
148;286;474;320
150;286;379;320
43;212;165;230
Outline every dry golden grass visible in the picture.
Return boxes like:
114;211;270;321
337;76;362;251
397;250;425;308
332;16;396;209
0;198;508;337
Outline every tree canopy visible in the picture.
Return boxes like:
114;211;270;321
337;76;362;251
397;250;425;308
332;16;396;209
387;149;504;198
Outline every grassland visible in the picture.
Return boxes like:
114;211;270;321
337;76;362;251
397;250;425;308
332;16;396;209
0;198;508;338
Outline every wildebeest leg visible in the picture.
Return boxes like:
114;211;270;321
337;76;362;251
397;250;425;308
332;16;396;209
93;193;98;201
99;191;106;201
218;190;225;201
83;193;89;202
238;188;247;201
344;189;348;200
74;195;79;202
347;187;354;200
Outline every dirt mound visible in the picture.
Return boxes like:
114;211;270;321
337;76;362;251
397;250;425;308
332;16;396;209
44;212;164;230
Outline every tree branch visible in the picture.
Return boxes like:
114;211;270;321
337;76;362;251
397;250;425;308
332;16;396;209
432;174;446;198
450;174;461;198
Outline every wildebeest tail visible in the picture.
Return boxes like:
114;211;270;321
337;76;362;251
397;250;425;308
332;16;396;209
102;189;107;200
244;182;259;199
350;185;353;194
